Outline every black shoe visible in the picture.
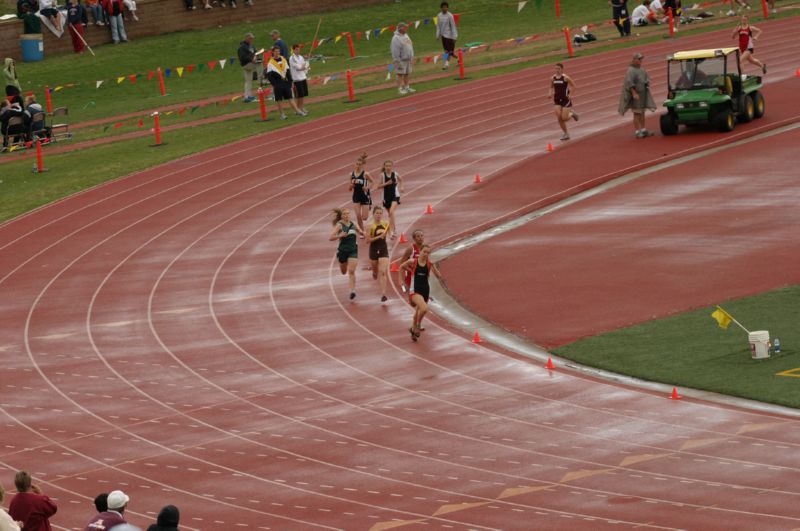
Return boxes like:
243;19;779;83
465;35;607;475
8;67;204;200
381;295;388;302
350;292;356;300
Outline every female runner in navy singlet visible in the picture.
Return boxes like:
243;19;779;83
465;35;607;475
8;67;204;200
373;160;404;240
349;155;374;237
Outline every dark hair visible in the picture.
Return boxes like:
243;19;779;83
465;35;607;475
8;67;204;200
381;160;393;172
272;45;281;52
14;471;32;492
94;493;109;512
412;229;424;238
292;43;300;49
441;1;449;7
555;63;564;69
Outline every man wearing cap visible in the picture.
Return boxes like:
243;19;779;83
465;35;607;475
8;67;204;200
391;22;415;95
84;490;128;530
619;52;656;138
238;32;259;103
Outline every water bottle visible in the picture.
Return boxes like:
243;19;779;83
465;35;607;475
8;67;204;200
774;338;781;353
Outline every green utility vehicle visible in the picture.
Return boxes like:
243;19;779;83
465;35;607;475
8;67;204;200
660;47;765;135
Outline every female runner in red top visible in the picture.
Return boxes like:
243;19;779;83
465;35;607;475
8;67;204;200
732;16;766;75
399;244;442;341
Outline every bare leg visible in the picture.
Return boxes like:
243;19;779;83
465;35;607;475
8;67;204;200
353;203;364;233
339;261;347;275
296;96;304;111
347;258;357;294
371;259;379;279
378;257;389;299
388;202;398;237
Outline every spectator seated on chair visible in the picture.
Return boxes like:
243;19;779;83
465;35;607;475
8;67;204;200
1;100;26;148
24;95;49;139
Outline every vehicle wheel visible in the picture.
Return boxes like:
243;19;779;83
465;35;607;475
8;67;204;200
660;112;679;135
752;91;766;118
714;108;735;132
739;95;755;123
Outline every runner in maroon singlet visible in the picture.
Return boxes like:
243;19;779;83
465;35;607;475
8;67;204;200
549;63;579;141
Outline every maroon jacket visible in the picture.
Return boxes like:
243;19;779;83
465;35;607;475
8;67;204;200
8;492;58;531
84;510;126;531
101;0;124;16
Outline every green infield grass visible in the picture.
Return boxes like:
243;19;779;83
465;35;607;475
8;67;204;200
553;286;800;409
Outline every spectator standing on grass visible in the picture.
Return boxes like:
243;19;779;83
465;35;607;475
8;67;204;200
238;32;259;103
435;2;457;70
0;482;22;531
391;22;415;95
102;0;128;43
265;45;306;119
84;490;128;531
8;471;57;531
3;58;22;104
270;30;289;60
609;0;631;37
289;43;309;114
146;505;180;531
618;52;656;138
65;0;88;54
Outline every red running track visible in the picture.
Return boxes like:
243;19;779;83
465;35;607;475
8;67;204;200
1;17;800;531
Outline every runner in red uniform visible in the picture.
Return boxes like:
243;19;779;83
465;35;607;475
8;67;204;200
549;63;579;141
732;16;766;74
398;229;424;292
399;244;442;341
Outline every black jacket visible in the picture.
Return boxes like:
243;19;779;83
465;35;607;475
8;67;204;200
237;40;255;66
146;505;180;531
66;1;88;25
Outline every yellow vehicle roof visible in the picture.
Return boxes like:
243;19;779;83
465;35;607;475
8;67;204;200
669;48;739;60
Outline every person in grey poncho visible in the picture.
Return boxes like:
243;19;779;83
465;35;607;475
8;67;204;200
618;52;656;138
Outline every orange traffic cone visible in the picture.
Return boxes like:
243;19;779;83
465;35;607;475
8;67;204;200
545;357;555;370
472;331;482;343
399;233;408;243
425;204;434;214
669;387;682;400
474;173;481;184
546;143;554;152
796;68;800;77
390;261;399;272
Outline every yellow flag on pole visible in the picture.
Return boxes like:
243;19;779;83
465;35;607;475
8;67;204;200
711;307;732;330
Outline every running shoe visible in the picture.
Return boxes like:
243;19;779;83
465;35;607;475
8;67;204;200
762;64;767;74
381;295;388;302
560;133;570;141
398;87;408;95
405;86;416;93
410;327;418;341
571;111;580;121
350;292;356;300
280;113;287;120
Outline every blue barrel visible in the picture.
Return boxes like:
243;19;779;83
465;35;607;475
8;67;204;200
20;34;44;62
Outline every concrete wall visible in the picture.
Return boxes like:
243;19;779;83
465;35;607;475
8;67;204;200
1;0;386;61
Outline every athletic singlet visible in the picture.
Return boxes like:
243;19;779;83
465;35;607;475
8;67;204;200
351;170;369;203
410;259;432;300
404;243;421;286
369;221;389;254
337;221;357;253
382;171;399;204
552;74;571;106
738;26;753;52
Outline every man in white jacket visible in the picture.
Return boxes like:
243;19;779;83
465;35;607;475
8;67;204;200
390;22;415;95
435;1;458;69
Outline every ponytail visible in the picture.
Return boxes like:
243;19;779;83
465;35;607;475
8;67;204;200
331;208;343;225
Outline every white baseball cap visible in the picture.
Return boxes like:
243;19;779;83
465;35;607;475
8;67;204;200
107;490;129;510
